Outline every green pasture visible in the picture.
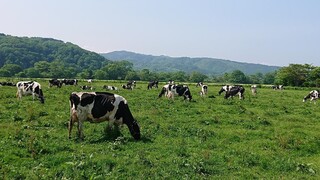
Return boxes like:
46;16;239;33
0;79;319;179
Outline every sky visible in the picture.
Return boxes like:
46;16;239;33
1;0;319;67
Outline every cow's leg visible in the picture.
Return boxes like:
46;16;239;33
77;120;84;140
68;118;74;139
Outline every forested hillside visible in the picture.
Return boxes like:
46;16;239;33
102;51;280;75
0;33;109;77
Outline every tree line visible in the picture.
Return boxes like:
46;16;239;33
0;58;319;87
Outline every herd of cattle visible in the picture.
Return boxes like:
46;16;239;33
1;78;319;140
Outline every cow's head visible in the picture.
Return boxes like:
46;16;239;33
118;101;141;140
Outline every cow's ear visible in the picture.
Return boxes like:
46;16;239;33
80;93;95;106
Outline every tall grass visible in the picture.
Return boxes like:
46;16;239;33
0;79;319;179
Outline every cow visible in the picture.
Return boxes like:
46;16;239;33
224;85;245;100
158;84;192;101
147;81;159;90
122;84;133;90
49;79;62;88
272;85;284;90
16;81;45;103
62;79;78;86
251;85;257;96
68;92;141;140
87;79;93;83
303;90;319;102
0;82;15;86
196;82;208;97
81;85;94;90
218;85;235;95
127;80;136;88
103;85;118;91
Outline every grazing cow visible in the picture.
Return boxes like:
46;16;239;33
49;79;62;88
272;85;284;90
103;85;118;91
147;81;159;90
122;84;133;90
218;85;235;95
224;85;245;99
196;82;208;97
251;85;257;96
69;92;141;140
81;85;94;90
87;79;93;83
16;81;45;103
158;84;192;101
62;79;78;86
0;82;15;86
303;90;319;102
127;80;136;88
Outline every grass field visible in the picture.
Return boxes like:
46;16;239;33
0;79;319;179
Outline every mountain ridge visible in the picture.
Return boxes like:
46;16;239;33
101;50;280;75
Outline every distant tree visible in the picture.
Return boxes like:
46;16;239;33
172;71;188;82
275;64;311;86
94;70;108;80
229;70;247;83
189;71;208;82
0;64;22;76
263;71;276;84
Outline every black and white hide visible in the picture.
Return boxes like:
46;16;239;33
127;80;136;89
272;85;284;90
103;85;118;91
303;90;319;102
158;84;192;101
62;79;78;86
224;85;245;100
122;84;133;90
147;81;159;90
196;82;208;97
218;85;235;95
81;85;94;90
16;81;45;103
69;92;141;140
49;79;62;88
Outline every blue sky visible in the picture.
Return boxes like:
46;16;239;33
1;0;319;66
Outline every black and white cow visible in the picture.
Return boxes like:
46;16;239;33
81;85;94;90
218;85;234;95
122;84;133;90
158;84;192;101
224;85;245;99
69;92;141;140
272;85;284;90
49;79;62;88
196;82;208;97
303;90;319;102
16;81;45;103
103;85;118;91
127;80;136;88
0;82;15;86
147;80;159;90
62;79;78;86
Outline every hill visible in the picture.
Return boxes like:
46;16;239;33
0;33;109;74
102;51;280;75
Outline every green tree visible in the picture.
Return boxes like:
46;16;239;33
0;64;22;77
275;64;311;86
189;71;208;82
229;70;247;83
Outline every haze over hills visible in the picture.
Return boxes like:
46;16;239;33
101;51;280;75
